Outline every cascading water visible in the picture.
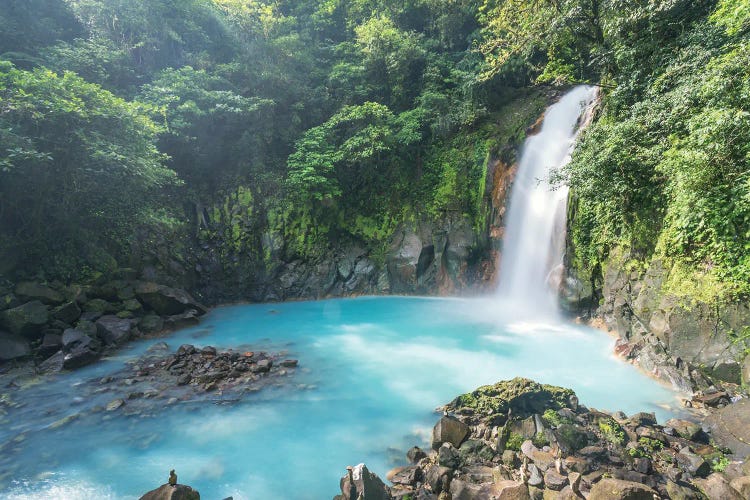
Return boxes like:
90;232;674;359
497;85;598;315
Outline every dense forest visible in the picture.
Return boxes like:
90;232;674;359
0;0;748;304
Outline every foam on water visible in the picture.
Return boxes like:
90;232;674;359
1;297;681;499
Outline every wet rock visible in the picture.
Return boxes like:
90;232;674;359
96;316;133;346
337;463;390;500
280;359;299;368
0;330;31;360
63;343;100;369
136;282;207;316
588;478;657;500
106;399;125;411
139;483;200;500
15;282;63;305
38;350;64;373
432;415;470;450
0;300;49;338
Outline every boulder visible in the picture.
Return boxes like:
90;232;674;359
15;281;64;305
61;328;100;369
406;446;427;464
38;350;64;373
665;418;705;442
729;476;750;498
449;479;483;500
588;478;657;500
424;465;452;494
692;473;744;500
703;398;750;459
83;298;117;314
139;484;200;500
543;469;567;491
665;480;702;500
52;301;81;324
96;315;133;346
135;282;207;316
338;463;391;500
675;447;710;477
140;314;164;334
0;330;31;360
447;378;575;421
432;415;470;450
0;300;49;338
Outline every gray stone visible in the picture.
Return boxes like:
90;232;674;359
0;300;49;338
39;332;62;356
527;463;543;487
432;415;469;450
96;315;133;346
424;465;452;494
407;446;427;464
449;479;483;500
704;398;750;459
386;230;422;293
38;350;64;373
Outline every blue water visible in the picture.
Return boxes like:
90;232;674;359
1;297;681;499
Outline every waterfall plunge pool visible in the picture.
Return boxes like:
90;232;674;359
2;296;681;499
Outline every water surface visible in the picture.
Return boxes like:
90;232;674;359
2;297;679;499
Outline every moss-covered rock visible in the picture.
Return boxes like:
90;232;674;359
446;377;576;422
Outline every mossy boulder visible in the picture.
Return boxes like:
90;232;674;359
447;377;576;421
0;300;49;338
15;281;64;305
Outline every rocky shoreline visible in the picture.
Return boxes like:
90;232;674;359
0;278;208;375
333;378;750;499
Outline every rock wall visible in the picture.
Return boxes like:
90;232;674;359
563;249;750;390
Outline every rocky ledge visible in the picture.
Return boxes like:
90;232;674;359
334;378;750;499
0;278;207;373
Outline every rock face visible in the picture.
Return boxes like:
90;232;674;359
565;249;750;389
334;378;748;500
139;484;200;500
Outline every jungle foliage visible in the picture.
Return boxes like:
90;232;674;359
0;0;748;298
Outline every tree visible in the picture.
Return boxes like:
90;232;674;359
0;61;177;278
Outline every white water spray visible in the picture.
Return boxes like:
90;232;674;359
496;86;598;315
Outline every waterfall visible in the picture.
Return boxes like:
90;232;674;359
496;86;598;315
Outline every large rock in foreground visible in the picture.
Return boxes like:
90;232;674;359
335;463;391;500
139;484;200;500
446;377;575;422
